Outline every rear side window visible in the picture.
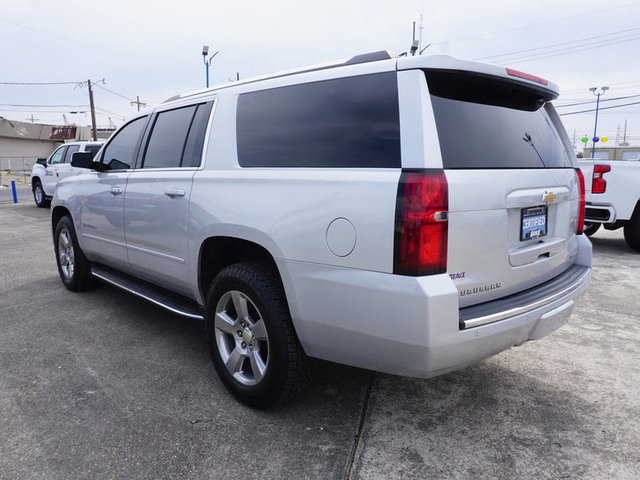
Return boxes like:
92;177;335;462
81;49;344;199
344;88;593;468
182;102;214;167
84;144;102;158
63;145;80;163
101;116;148;170
236;72;400;168
426;70;573;169
142;102;213;169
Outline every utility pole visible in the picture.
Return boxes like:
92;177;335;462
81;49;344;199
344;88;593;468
130;96;146;111
87;79;97;141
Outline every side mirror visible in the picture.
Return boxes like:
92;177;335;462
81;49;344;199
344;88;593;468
71;152;100;169
36;158;47;166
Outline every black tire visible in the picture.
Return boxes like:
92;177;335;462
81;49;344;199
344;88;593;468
54;215;95;291
583;222;600;237
205;262;310;408
623;216;640;252
32;180;50;208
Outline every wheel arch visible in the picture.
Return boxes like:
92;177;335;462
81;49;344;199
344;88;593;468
630;198;640;222
198;236;282;302
51;206;72;238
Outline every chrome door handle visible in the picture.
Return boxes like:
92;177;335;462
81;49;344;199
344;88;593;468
109;186;123;195
165;188;185;198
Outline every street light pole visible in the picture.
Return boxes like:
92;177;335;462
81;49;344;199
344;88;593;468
589;86;609;158
202;46;219;88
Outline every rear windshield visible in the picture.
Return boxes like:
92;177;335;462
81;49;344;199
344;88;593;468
426;70;574;169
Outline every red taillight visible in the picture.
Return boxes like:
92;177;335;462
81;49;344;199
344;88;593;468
394;171;448;276
592;164;611;194
505;68;549;86
575;168;586;235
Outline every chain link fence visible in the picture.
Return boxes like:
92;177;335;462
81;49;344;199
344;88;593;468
0;157;37;186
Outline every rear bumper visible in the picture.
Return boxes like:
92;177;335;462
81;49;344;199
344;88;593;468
277;236;592;379
459;263;590;329
585;202;616;223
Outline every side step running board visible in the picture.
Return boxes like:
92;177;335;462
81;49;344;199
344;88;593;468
91;265;204;320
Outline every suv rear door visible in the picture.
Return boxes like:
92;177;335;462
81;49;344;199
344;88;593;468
424;69;581;307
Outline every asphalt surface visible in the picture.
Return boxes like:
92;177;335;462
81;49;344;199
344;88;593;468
1;202;638;480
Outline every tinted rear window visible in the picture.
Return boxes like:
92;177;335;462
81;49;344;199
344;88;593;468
84;144;103;158
143;105;197;169
236;72;400;168
426;70;573;169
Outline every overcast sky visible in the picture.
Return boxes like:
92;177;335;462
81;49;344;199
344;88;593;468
1;0;639;150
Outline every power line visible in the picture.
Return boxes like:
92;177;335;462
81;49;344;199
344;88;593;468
0;103;89;108
0;81;80;85
94;83;133;101
476;26;640;61
562;78;640;95
94;107;127;120
555;94;640;108
0;108;87;113
477;32;640;64
431;1;640;47
559;100;640;116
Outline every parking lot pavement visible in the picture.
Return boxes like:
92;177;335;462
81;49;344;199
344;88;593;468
352;229;640;480
1;203;639;480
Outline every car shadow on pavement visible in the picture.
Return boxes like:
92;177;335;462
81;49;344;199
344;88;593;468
588;231;634;255
351;356;634;480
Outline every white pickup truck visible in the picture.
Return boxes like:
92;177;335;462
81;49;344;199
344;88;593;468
30;141;104;207
579;157;640;251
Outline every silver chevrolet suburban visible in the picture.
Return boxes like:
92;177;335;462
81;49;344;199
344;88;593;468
51;51;591;407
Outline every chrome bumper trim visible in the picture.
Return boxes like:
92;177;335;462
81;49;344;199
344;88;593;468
460;264;590;329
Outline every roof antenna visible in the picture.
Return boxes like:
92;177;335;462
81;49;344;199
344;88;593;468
410;21;419;56
418;13;424;51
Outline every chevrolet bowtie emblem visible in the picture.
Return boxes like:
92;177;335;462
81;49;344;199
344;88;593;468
543;191;557;204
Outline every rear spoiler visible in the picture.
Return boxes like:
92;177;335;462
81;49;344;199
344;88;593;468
397;54;559;99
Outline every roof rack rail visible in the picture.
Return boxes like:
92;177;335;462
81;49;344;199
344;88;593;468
345;51;392;65
163;50;395;103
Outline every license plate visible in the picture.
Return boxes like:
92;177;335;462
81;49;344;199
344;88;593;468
521;206;547;241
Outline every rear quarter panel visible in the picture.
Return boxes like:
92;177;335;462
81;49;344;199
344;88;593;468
187;93;401;304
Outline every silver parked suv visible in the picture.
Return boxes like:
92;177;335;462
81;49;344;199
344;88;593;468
51;51;591;407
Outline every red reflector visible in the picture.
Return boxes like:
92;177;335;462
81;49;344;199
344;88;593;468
394;171;448;276
592;164;611;194
575;169;586;235
506;68;549;86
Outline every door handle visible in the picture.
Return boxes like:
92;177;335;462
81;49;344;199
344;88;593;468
109;186;123;195
165;188;185;198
